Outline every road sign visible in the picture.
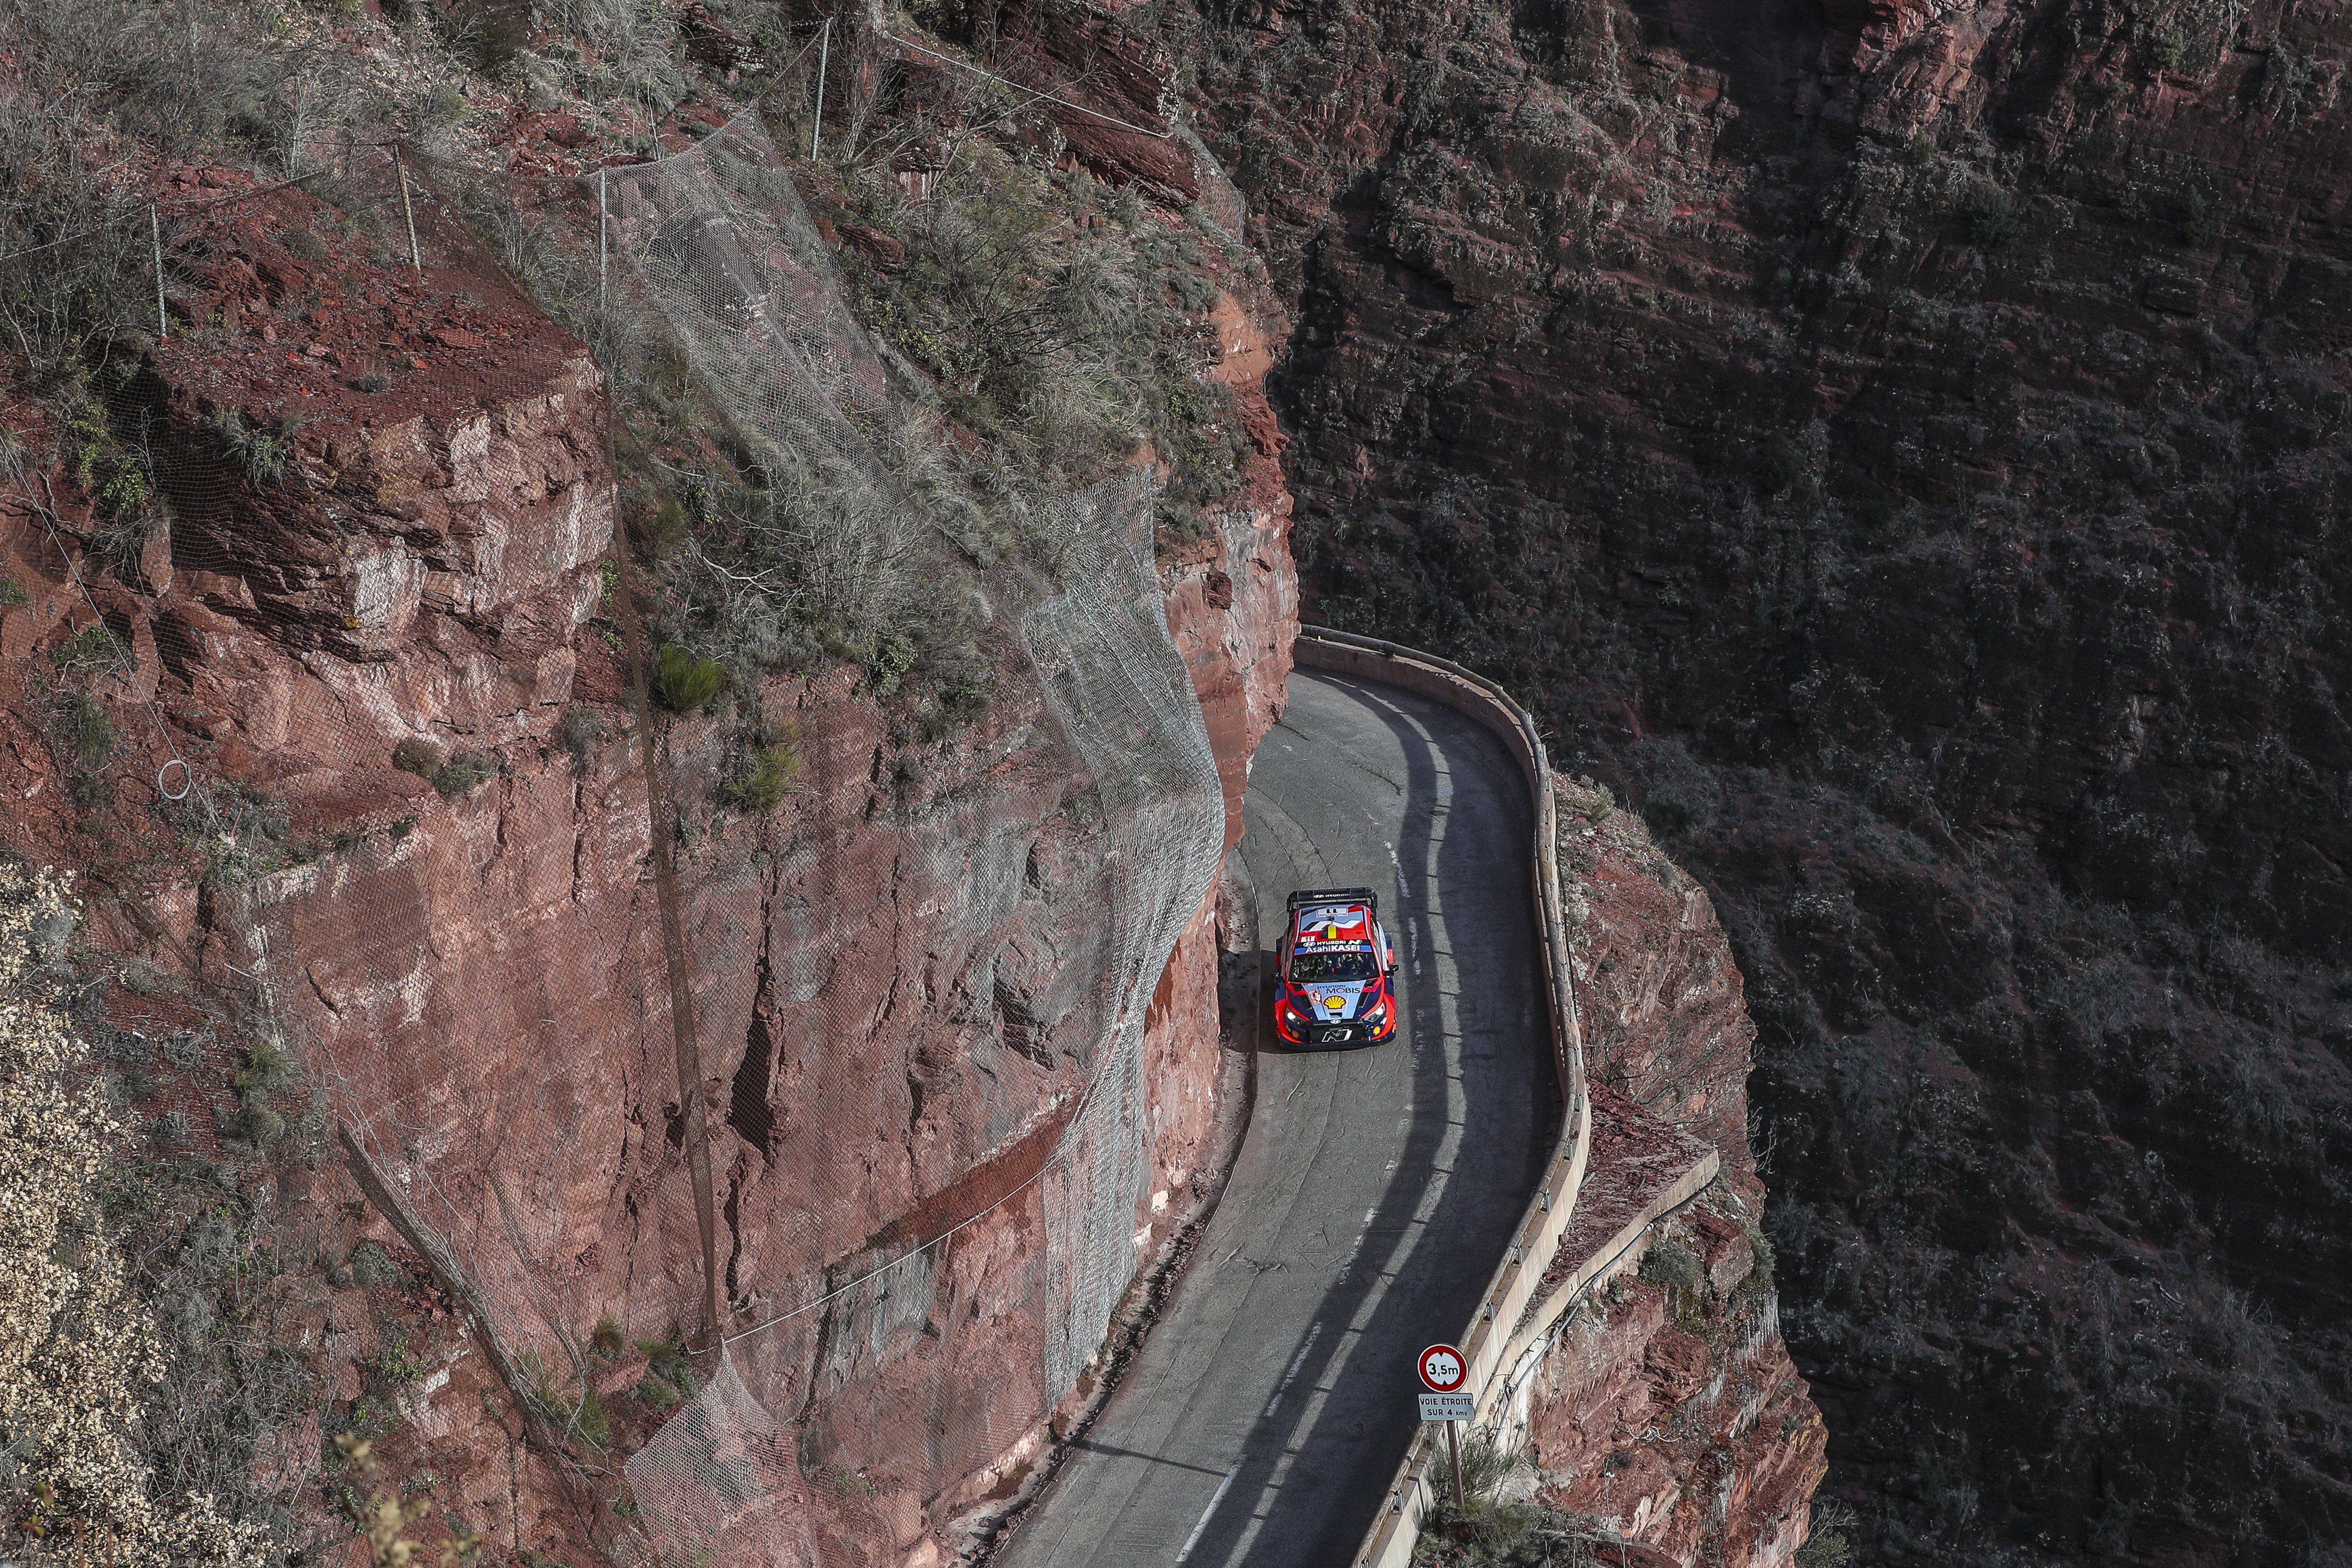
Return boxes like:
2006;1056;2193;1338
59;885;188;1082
1419;1391;1474;1421
1417;1343;1467;1393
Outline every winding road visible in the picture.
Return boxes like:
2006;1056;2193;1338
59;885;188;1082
999;669;1555;1567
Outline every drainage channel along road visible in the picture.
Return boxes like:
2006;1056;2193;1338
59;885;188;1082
997;668;1557;1567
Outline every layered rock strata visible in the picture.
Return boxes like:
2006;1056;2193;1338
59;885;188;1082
1172;0;2352;1554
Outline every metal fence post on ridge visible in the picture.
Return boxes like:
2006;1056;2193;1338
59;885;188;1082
811;15;832;161
150;201;166;341
394;144;421;279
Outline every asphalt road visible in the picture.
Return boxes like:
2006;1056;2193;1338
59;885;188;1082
998;669;1554;1568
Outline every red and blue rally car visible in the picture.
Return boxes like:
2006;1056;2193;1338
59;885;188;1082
1275;887;1399;1047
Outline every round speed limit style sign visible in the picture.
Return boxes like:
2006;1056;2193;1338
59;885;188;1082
1417;1343;1468;1394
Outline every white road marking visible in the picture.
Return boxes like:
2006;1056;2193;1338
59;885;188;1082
1264;1321;1324;1417
1175;1464;1241;1563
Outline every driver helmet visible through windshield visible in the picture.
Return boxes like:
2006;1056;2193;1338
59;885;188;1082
1290;950;1377;982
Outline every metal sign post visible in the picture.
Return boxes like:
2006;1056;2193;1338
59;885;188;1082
1416;1342;1471;1512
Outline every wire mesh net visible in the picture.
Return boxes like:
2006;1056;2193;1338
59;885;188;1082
3;62;1225;1566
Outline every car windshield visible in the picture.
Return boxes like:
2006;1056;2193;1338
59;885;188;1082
1291;949;1376;982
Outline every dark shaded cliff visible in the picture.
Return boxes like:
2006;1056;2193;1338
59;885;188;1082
1164;0;2352;1559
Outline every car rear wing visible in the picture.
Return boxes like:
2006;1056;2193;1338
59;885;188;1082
1288;886;1378;917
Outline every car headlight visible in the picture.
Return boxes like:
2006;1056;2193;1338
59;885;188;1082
1280;993;1310;1023
1362;996;1391;1028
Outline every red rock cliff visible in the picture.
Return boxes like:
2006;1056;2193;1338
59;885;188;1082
0;153;1295;1568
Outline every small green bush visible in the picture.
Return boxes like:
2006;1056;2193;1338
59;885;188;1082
862;634;916;699
721;741;799;812
2150;25;2187;73
651;645;724;712
0;577;28;608
208;409;295;485
1641;1237;1706;1297
347;1242;402;1290
639;1338;697;1396
2180;187;2218;246
353;371;391;394
233;1040;291;1098
52;692;115;762
52;621;128;675
433;749;496;798
1797;1528;1853;1568
574;1389;612;1450
1905;133;1935;167
281;226;328;262
1960;185;2021;248
637;498;688;557
392;737;444;779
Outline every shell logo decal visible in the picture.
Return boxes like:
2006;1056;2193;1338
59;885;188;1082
1323;995;1347;1012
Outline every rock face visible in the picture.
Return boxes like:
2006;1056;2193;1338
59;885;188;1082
1519;784;1825;1567
0;165;1295;1566
1173;0;2352;1556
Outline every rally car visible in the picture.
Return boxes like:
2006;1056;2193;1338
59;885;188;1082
1274;887;1399;1047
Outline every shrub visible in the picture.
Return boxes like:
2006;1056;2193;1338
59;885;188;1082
52;621;129;676
720;741;798;812
0;577;26;608
1755;435;1804;497
1642;1237;1706;1297
1960;185;2021;247
281;226;328;262
2180;187;2217;246
231;1040;290;1099
206;409;294;485
1905;133;1935;167
391;736;444;779
52;691;115;762
637;498;689;557
1642;797;1696;836
651;644;724;712
347;1242;402;1290
556;704;607;768
0;864;269;1568
2150;25;2187;73
1797;1529;1853;1568
352;371;391;394
432;749;497;798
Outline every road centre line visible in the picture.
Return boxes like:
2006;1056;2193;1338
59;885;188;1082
1174;1465;1240;1564
1263;1321;1324;1417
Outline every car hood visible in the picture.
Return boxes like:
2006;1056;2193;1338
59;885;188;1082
1303;981;1370;1021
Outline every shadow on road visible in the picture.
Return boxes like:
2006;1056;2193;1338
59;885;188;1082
1182;674;1557;1566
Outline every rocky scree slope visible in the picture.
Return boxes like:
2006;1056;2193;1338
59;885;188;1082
1166;0;2352;1561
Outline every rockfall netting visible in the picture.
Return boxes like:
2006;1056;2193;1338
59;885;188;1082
7;56;1225;1566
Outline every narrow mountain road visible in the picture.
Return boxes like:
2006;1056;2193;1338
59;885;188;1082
998;669;1555;1568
